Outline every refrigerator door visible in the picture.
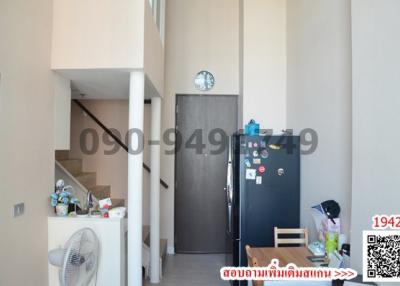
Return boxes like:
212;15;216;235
239;135;300;267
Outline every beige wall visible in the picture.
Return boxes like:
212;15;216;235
287;0;352;241
351;0;400;277
242;0;287;131
163;0;240;252
144;1;165;96
0;0;54;285
54;73;71;150
51;0;145;69
69;100;153;225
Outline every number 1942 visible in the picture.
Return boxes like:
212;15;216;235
372;215;400;229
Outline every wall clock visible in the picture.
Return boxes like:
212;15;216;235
194;70;215;91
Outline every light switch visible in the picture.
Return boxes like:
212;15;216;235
13;203;25;218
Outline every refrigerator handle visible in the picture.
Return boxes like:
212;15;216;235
226;137;233;205
227;204;232;234
226;137;234;235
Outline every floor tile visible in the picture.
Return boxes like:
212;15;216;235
145;254;229;286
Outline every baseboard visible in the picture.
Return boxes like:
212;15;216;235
167;246;175;255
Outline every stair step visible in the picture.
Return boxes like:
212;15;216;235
160;239;167;259
142;225;150;242
110;198;125;208
143;227;168;259
75;172;97;189
58;159;82;175
90;185;111;200
55;150;70;160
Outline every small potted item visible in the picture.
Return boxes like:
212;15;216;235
51;180;78;217
99;198;112;218
76;209;89;218
55;204;68;217
90;210;102;218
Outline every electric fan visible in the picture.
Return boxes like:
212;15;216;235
48;228;100;286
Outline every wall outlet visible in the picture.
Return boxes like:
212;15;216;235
13;203;25;218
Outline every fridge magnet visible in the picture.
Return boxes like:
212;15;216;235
261;149;269;158
253;150;259;157
253;158;261;165
245;169;256;180
244;159;251;168
248;142;253;148
256;176;262;185
258;165;266;173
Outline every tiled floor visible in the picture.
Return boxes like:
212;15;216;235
145;254;229;286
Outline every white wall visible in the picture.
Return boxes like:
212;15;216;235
351;0;400;276
54;73;71;150
0;0;54;284
286;0;352;241
242;0;287;131
163;0;240;252
51;0;145;69
144;0;165;97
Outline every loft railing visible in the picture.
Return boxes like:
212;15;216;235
73;99;169;189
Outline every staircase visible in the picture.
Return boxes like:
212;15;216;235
55;150;125;208
142;225;168;279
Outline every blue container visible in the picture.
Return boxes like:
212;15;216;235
245;120;260;135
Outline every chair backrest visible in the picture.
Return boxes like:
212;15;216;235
274;227;309;247
245;245;263;286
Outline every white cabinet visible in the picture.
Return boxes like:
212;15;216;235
48;216;128;286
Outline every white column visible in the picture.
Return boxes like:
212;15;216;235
128;71;144;286
150;96;161;283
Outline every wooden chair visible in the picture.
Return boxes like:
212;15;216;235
274;227;309;248
245;245;263;286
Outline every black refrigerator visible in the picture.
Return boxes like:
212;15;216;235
225;134;300;286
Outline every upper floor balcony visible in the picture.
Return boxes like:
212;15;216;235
51;0;165;98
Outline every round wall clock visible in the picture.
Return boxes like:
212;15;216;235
194;70;215;91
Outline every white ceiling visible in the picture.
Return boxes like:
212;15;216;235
55;69;158;100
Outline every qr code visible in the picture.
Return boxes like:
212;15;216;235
363;231;400;282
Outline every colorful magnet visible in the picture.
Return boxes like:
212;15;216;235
269;144;282;150
261;149;269;159
253;150;259;157
258;165;266;173
253;142;258;148
244;159;251;168
256;176;262;185
253;158;261;165
248;142;253;148
260;141;266;148
246;169;256;180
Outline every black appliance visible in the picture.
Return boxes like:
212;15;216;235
225;134;300;285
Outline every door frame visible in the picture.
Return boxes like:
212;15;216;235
174;94;239;253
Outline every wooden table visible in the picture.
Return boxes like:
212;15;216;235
248;246;315;267
248;247;340;286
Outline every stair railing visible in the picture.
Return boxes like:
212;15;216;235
73;99;169;189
